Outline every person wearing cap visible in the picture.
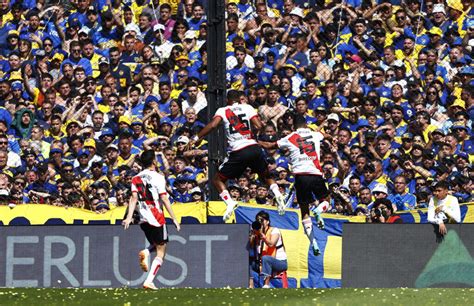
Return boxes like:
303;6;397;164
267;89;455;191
24;162;58;195
228;184;243;202
369;27;388;59
74;148;92;177
450;121;470;146
455;152;470;173
427;181;461;236
429;4;448;30
3;30;20;57
82;160;109;192
131;117;147;148
368;182;389;207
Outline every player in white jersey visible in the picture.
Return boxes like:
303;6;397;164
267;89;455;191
259;115;331;256
191;90;286;221
123;150;181;290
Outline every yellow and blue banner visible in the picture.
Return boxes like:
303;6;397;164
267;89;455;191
227;203;365;288
0;202;207;226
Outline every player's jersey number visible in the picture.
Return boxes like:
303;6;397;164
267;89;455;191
228;113;251;134
296;136;315;154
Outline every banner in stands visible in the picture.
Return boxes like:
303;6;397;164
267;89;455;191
0;202;207;226
342;224;474;288
0;224;248;288
229;204;365;288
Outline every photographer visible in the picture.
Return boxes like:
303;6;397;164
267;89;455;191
249;211;287;288
370;198;402;223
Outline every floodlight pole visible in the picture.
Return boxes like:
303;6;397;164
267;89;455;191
207;0;227;201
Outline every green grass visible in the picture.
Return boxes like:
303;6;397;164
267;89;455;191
0;288;473;305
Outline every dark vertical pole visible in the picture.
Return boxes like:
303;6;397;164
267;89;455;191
207;0;226;200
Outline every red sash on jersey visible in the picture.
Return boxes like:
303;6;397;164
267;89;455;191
132;176;164;225
225;108;252;137
288;133;323;172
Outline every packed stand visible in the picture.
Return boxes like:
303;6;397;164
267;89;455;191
0;0;472;217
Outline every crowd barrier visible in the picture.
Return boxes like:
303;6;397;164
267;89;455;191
1;202;472;288
343;223;474;288
0;224;248;288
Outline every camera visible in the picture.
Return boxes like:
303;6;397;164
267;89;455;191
373;208;382;217
364;129;377;139
252;219;262;231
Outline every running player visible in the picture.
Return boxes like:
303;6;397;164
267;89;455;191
259;114;330;256
122;150;181;290
191;90;286;221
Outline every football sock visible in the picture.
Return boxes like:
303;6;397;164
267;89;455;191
220;190;236;206
145;257;163;284
269;184;283;198
302;217;313;242
315;201;329;214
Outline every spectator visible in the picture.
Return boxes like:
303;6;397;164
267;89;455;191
0;0;470;212
427;181;461;236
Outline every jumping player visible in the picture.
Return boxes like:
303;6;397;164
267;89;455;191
259;114;330;256
123;150;181;290
191;90;286;221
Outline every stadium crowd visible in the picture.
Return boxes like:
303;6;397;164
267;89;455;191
0;0;472;217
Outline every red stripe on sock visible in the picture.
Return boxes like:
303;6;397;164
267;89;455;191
153;264;161;275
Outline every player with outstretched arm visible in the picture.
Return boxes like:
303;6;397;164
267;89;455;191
190;90;286;221
123;150;181;290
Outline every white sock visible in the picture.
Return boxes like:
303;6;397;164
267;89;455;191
269;184;283;198
145;257;163;284
220;190;236;206
315;201;329;214
302;217;313;242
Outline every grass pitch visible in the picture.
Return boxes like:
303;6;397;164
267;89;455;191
0;288;473;305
